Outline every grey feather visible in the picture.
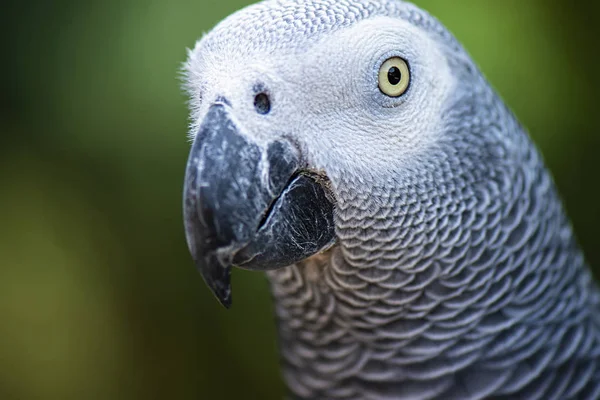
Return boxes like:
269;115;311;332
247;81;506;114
184;0;600;399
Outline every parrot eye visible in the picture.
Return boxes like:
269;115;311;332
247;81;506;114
378;57;410;97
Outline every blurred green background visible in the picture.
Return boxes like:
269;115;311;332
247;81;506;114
1;1;599;399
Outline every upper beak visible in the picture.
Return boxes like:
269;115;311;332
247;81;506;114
183;103;335;308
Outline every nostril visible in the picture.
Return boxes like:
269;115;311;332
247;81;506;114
254;92;271;115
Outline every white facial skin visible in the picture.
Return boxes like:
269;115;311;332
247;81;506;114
186;16;456;189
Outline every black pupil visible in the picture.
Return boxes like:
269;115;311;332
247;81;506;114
254;92;271;115
387;66;402;85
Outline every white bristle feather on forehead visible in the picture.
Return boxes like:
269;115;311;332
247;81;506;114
185;0;462;76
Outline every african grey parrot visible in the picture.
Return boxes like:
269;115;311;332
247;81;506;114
181;0;600;399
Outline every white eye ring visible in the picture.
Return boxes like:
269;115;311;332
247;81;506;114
378;57;410;97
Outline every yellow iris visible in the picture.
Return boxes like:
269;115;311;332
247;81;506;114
378;57;410;97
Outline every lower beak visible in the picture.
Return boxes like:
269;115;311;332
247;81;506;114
183;103;335;308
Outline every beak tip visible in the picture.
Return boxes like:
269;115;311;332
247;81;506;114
220;297;232;309
204;276;232;309
202;272;233;309
194;253;233;309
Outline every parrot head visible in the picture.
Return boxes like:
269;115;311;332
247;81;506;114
183;0;500;307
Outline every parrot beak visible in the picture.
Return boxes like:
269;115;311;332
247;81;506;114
183;103;335;308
